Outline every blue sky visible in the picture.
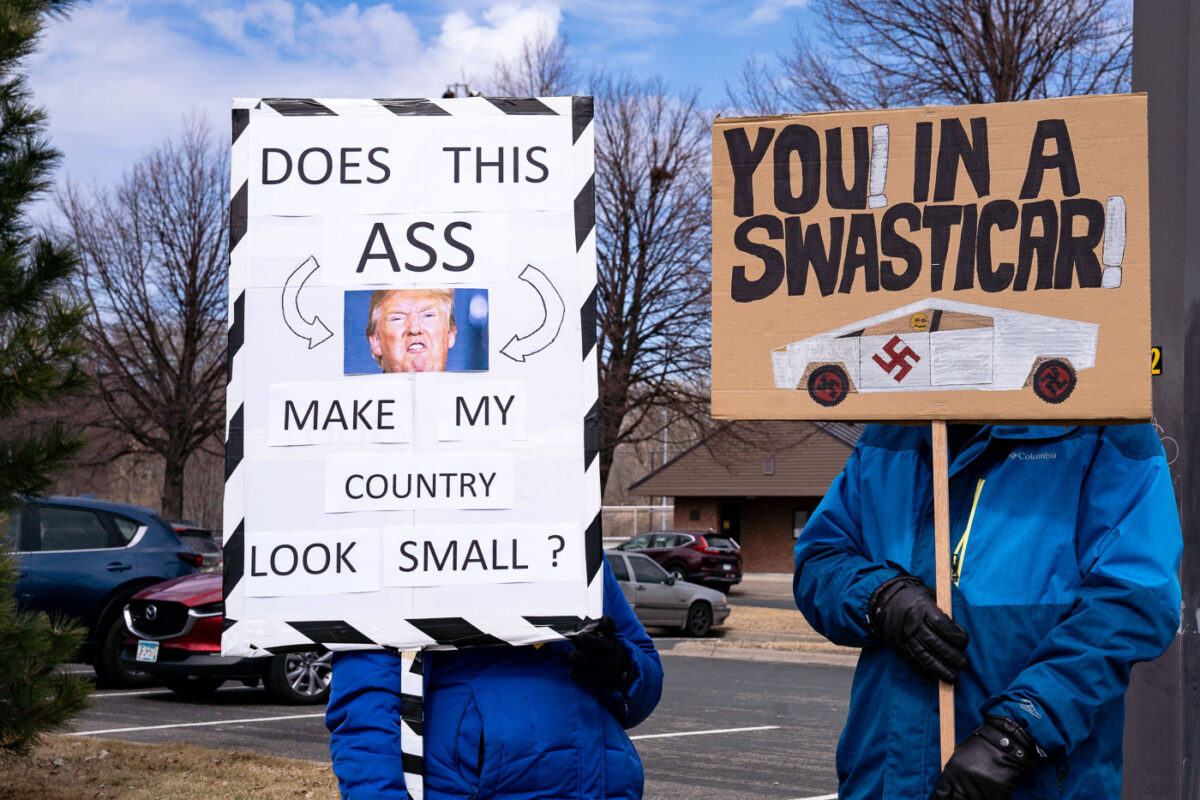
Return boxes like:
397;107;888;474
28;1;815;188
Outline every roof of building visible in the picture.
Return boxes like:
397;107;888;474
628;421;864;498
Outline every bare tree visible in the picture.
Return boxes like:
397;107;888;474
483;39;713;494
592;76;712;494
487;27;577;96
730;0;1133;114
58;118;228;519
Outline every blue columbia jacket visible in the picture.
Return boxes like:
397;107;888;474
326;562;663;799
795;424;1181;800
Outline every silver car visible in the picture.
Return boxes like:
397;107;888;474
606;551;731;637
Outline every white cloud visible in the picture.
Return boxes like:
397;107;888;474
747;0;807;25
28;1;562;187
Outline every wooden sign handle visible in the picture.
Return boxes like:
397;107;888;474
931;420;955;766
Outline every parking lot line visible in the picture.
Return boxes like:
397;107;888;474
788;795;837;800
90;689;175;698
630;725;779;740
70;713;326;737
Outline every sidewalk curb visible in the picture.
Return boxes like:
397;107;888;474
654;639;858;667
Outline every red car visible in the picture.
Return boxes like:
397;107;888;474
613;531;742;590
119;572;331;704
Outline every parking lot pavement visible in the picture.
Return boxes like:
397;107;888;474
727;572;799;610
67;654;851;797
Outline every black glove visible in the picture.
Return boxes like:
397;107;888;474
931;715;1041;800
869;574;969;683
568;616;631;690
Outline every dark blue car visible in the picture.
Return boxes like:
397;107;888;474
3;496;215;687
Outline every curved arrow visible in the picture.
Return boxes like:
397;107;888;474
281;255;333;349
500;264;564;363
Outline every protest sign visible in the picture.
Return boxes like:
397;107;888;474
712;94;1151;423
223;97;602;656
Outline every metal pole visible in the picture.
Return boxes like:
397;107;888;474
661;408;669;530
1127;5;1199;797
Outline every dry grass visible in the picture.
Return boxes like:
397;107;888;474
0;736;339;800
722;605;823;636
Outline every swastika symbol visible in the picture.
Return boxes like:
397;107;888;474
871;335;920;382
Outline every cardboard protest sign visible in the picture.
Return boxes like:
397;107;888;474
223;97;602;656
711;94;1150;422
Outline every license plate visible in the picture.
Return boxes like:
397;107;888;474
136;640;159;663
722;564;732;570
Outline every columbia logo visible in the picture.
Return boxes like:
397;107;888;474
1008;451;1057;461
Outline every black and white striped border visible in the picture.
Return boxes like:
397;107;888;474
225;97;596;799
224;96;601;651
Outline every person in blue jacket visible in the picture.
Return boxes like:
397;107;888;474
794;424;1181;800
326;559;663;799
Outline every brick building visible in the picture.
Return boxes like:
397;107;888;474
628;421;862;573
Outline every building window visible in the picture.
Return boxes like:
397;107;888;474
763;456;774;475
793;509;810;539
688;507;700;521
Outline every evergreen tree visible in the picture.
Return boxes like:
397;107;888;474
0;0;92;757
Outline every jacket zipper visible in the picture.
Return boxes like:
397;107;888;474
951;478;985;585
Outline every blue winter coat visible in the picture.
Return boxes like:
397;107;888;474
794;424;1181;800
326;562;663;799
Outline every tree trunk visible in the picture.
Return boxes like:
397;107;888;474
160;454;186;520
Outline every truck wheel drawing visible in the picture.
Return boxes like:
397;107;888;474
772;299;1098;407
1032;359;1077;404
807;364;851;406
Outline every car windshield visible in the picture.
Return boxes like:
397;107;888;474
705;536;738;551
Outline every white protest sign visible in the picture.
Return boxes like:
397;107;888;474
224;97;602;656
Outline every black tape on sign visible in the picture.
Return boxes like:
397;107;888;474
221;518;245;598
225;404;244;480
287;620;375;644
487;97;556;115
375;98;450;116
232;108;249;145
574;175;595;251
407;618;505;648
584;399;599;471
225;404;244;481
580;286;597;359
572;97;594;144
230;182;248;251
227;292;245;382
585;513;603;583
524;615;586;634
262;98;336;116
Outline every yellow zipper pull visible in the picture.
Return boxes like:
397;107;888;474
952;478;986;586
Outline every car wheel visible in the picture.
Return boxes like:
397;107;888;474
807;364;850;406
94;613;158;689
683;602;713;638
265;650;332;704
1032;359;1076;404
162;675;225;698
666;564;687;583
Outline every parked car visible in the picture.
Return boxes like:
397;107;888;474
120;571;331;704
166;519;223;572
3;495;215;687
605;551;731;637
613;530;742;590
